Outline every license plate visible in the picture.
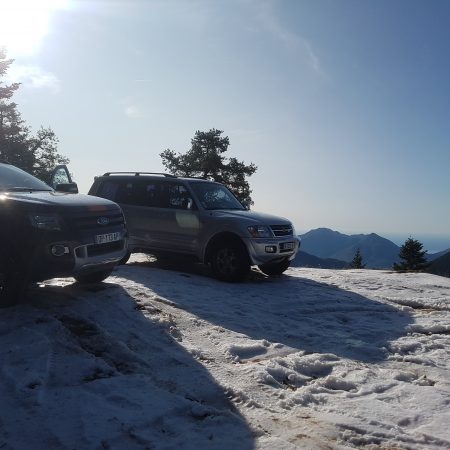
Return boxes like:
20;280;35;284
95;232;120;244
280;242;295;251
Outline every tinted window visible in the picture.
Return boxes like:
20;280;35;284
98;180;119;201
115;181;147;206
52;167;71;188
98;179;196;209
167;183;195;209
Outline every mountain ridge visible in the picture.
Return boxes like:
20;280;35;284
294;228;449;270
298;228;399;269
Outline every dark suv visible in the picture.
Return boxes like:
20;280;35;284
89;172;299;281
0;163;127;306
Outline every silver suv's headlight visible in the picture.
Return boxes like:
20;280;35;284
248;225;273;238
29;213;62;231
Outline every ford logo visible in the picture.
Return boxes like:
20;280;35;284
97;217;109;225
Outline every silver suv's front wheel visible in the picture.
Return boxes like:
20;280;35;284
210;239;250;282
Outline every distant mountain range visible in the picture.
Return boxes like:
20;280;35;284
290;250;348;269
428;248;450;261
293;228;450;270
427;252;450;278
297;228;400;269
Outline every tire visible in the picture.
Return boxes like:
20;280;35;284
74;268;113;284
119;251;131;265
0;270;29;308
0;254;29;308
210;239;250;282
258;260;290;277
0;272;18;308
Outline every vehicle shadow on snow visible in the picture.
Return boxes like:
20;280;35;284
0;281;255;450
124;258;413;363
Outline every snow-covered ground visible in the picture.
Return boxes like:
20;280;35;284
1;254;450;449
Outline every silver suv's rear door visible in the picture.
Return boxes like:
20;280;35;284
100;178;201;255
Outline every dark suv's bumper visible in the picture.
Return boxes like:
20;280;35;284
25;206;128;282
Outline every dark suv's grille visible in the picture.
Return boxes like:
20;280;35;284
75;240;124;258
270;225;293;237
70;212;124;231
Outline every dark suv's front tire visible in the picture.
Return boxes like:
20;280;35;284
0;271;29;308
0;273;18;308
210;239;250;282
74;268;113;284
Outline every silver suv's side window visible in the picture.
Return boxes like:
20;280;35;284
98;179;195;210
167;183;195;210
142;182;165;207
98;181;119;201
115;181;164;207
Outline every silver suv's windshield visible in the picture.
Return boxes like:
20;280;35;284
0;164;52;192
189;181;245;211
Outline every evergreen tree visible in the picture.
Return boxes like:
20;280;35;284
0;49;68;180
349;248;365;269
393;237;430;272
160;129;257;205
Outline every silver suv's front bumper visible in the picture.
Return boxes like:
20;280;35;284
243;236;300;266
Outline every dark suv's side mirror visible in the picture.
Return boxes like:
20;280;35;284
55;182;79;193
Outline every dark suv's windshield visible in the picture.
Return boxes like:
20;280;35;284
0;164;52;192
189;181;245;210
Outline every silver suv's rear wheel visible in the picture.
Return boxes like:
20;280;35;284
258;259;290;276
210;239;250;282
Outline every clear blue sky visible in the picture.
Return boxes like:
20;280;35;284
2;0;450;251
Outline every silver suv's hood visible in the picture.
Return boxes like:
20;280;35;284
210;209;291;225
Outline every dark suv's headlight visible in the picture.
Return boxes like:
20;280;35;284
29;213;62;231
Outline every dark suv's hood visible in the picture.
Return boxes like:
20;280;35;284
2;191;119;211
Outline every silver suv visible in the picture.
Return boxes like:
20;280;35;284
89;173;300;281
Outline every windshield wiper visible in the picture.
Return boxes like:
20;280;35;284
206;207;245;211
6;187;52;192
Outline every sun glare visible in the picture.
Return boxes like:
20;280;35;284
0;0;68;55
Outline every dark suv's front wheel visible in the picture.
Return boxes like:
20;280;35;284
74;268;113;284
210;239;250;282
0;272;18;308
0;264;28;308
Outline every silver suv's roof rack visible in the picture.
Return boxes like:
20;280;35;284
102;172;177;178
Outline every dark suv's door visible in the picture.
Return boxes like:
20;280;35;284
50;165;78;193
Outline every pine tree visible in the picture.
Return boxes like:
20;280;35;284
0;49;68;179
393;237;430;272
349;248;365;269
160;129;257;205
